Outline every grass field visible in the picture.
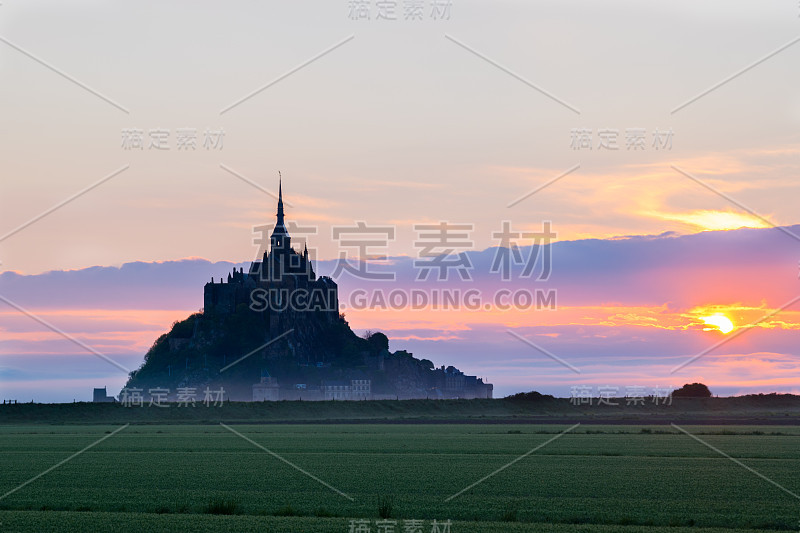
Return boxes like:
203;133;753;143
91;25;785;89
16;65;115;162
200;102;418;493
1;424;799;532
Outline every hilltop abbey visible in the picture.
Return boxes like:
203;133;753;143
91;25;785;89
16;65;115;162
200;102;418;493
203;177;339;334
124;176;492;401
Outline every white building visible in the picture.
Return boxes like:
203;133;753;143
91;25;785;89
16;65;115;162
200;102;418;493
252;376;280;401
322;379;371;400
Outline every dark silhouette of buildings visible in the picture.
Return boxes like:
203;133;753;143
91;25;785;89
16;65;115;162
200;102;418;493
92;387;115;403
203;177;338;335
126;176;492;401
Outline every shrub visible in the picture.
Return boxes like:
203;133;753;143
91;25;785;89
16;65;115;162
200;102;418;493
204;497;239;515
378;496;394;519
501;505;518;522
672;383;712;398
275;504;301;516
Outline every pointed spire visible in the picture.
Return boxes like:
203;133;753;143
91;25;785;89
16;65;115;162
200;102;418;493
270;171;289;252
276;171;285;225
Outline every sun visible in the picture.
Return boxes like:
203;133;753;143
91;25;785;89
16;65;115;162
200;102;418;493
701;314;735;334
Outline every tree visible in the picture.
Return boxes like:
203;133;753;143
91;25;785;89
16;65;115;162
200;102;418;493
505;391;554;402
365;331;389;354
672;383;712;398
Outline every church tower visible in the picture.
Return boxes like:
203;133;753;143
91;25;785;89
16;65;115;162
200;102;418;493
270;173;291;252
205;172;337;319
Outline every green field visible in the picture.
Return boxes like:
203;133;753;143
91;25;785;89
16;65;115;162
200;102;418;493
1;424;799;532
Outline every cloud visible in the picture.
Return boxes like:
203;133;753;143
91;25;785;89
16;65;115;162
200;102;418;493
643;209;771;231
2;224;799;401
493;147;800;241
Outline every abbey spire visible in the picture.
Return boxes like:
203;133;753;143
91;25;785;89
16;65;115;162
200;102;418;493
271;172;290;251
276;172;285;227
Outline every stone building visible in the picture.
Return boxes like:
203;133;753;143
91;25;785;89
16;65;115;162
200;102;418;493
92;387;115;403
252;371;280;401
432;366;493;399
203;178;339;335
350;379;371;400
321;379;372;400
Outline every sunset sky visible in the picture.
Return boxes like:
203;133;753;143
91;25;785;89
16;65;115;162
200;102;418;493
1;0;799;401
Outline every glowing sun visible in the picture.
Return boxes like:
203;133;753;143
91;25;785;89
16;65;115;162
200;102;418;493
701;314;735;334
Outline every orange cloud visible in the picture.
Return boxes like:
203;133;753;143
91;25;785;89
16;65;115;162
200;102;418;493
0;308;194;355
343;303;800;337
644;209;771;231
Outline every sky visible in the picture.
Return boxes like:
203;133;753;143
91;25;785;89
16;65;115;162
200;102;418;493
1;1;799;401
